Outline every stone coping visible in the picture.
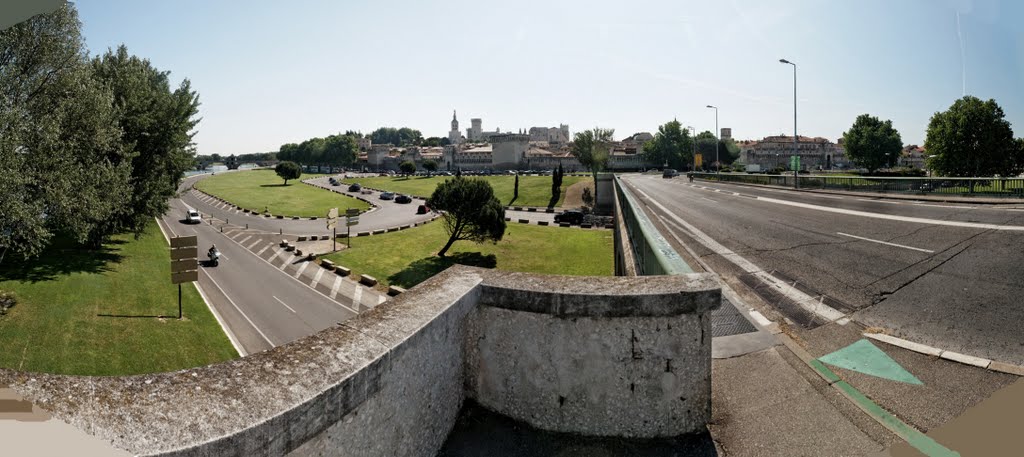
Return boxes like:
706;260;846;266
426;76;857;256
479;271;719;317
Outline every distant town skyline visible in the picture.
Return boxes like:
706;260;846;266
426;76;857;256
77;0;1024;154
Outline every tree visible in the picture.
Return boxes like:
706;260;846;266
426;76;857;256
322;134;359;167
422;159;438;177
642;120;693;170
841;114;903;173
926;96;1020;177
1;3;134;259
275;161;301;185
571;128;614;207
512;173;520;205
399;160;416;176
428;177;506;257
549;163;563;208
90;45;201;238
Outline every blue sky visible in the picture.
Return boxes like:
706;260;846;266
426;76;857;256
76;0;1023;155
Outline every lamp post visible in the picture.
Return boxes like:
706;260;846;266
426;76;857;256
706;105;719;174
687;125;696;171
779;58;797;188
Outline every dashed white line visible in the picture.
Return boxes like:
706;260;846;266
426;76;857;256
352;286;363;310
239;235;252;245
256;243;271;256
293;261;310;278
201;269;276;347
836;232;935;253
272;295;297;313
247;239;261;250
330;276;342;299
268;248;285;264
310;267;325;287
911;203;975;209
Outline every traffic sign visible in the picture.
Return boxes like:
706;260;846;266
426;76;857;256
170;246;198;260
346;208;360;217
328;207;339;219
171;258;196;273
170;235;198;248
169;235;199;319
790;155;801;170
171;270;199;284
346;220;359;227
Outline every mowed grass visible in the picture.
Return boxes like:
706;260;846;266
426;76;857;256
345;175;587;207
195;169;370;218
0;224;238;376
321;221;612;289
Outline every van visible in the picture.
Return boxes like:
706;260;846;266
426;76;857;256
662;169;678;178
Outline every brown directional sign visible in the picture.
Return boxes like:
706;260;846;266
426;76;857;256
171;258;197;273
171;271;199;284
346;208;360;217
170;235;197;248
170;247;198;260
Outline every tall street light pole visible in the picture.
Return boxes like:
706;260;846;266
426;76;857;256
687;125;696;171
706;105;719;174
780;58;797;188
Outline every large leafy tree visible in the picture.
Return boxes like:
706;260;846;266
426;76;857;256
371;127;423;146
322;134;359;166
422;159;438;176
926;96;1020;177
91;45;201;237
399;160;416;175
275;161;301;185
1;3;133;260
428;177;506;257
842;114;902;173
571;128;614;204
642;120;693;170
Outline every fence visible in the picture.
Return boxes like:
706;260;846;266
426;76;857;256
613;176;694;276
694;173;1024;198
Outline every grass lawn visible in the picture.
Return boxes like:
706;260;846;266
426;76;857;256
345;175;587;207
321;221;612;289
195;169;370;218
0;224;238;376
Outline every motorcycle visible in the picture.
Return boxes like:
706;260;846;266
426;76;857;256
208;248;221;267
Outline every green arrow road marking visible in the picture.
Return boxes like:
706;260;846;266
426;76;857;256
819;339;923;385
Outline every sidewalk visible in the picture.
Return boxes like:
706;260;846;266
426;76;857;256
695;179;1024;205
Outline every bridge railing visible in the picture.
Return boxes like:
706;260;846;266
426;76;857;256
692;172;1024;198
613;175;694;276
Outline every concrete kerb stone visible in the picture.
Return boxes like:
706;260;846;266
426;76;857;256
372;229;385;235
860;332;1024;375
517;219;530;224
538;221;549;226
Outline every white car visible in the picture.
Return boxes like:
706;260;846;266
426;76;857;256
185;209;201;224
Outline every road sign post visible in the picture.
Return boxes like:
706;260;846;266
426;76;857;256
345;208;360;248
169;235;198;319
327;207;339;251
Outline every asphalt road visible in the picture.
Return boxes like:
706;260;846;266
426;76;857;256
621;174;1024;366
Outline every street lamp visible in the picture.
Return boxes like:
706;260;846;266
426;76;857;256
779;58;797;187
687;125;696;171
706;105;719;174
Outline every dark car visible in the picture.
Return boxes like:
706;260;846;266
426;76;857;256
380;192;395;200
416;204;429;214
395;194;413;204
662;168;678;178
554;210;585;225
348;183;362;192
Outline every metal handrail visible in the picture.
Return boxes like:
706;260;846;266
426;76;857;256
692;172;1024;198
614;176;693;275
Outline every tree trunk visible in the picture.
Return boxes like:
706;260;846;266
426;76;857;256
437;234;459;257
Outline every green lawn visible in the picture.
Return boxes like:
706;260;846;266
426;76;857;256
0;224;238;376
345;175;587;207
322;221;612;289
195;169;370;218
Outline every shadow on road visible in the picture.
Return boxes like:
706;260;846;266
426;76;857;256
388;252;497;289
0;237;124;283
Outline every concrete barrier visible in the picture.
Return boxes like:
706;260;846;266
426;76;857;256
581;223;592;228
320;235;330;241
320;260;335;270
527;207;536;212
357;231;370;237
538;221;549;226
559;222;571;227
518;219;529;224
387;227;399;232
388;285;406;296
276;215;284;219
297;236;308;242
337;233;348;238
399;225;410;230
292;216;300;220
335;266;351;276
359;274;378;286
372;229;385;235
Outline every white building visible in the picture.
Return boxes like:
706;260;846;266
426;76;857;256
466;117;501;142
528;125;570;143
738;135;848;170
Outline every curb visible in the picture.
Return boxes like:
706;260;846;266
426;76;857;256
693;177;1024;205
864;332;1024;376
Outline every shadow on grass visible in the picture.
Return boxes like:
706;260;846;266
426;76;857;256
0;238;124;283
259;183;290;187
388;252;497;288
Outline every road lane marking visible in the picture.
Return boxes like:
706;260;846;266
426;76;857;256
247;239;261;250
256;243;271;256
331;276;342;299
911;203;975;209
701;197;717;203
633;186;846;323
273;296;297;313
311;267;325;287
268;248;285;264
194;281;247;356
836;232;935;253
353;286;363;310
293;260;310;278
201;269;276;347
239;235;252;245
856;198;904;205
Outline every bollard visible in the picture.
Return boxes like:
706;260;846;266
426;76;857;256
279;228;282;235
220;226;223;232
226;218;229;225
246;223;248;230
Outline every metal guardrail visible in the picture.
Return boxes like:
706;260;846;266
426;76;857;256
693;173;1024;198
613;176;694;276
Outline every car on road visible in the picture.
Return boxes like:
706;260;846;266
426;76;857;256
554;209;585;225
395;194;413;204
185;209;202;224
663;168;678;178
416;204;429;214
380;192;395;200
348;183;362;192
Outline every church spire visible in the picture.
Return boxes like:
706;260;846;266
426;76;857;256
452;110;457;121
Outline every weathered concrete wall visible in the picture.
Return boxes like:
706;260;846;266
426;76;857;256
595;173;614;215
613;176;639;276
465;272;719;437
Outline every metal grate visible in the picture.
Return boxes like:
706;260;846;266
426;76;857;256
711;298;758;338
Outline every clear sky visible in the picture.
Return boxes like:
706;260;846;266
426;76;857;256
76;0;1023;155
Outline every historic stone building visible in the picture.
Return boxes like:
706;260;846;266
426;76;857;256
448;111;464;145
528;125;570;143
739;135;848;170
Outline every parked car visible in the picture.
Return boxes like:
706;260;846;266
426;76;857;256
185;209;202;224
662;168;678;178
348;183;362;192
554;210;585;225
380;192;395;200
416;204;429;214
395;194;413;204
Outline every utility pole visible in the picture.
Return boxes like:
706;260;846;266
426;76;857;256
780;58;798;188
706;105;719;174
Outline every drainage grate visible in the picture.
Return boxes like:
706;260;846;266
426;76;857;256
711;298;758;338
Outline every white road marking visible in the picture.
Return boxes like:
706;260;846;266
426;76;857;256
701;197;717;203
755;195;1024;231
247;239;261;250
856;198;903;205
273;295;297;313
330;276;342;299
239;235;252;245
635;186;847;323
256;243;271;256
201;269;276;347
353;286;363;310
194;281;247;356
1006;209;1024;212
311;267;325;287
911;203;975;209
268;248;285;264
732;192;741;196
836;232;935;253
749;310;773;327
812;194;844;199
293;260;310;278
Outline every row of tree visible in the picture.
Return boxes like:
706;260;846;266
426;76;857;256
278;134;360;167
639;121;740;171
1;4;200;262
843;96;1024;176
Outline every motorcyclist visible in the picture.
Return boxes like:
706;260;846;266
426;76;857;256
208;245;217;257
